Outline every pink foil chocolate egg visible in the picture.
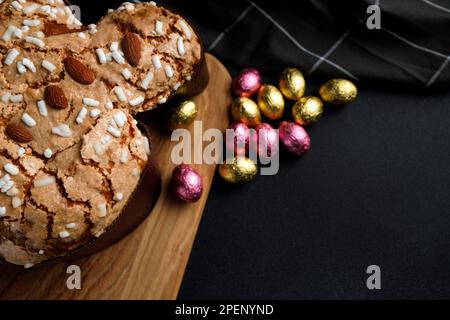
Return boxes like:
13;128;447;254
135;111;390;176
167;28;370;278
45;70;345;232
172;164;203;202
251;123;279;158
226;122;250;156
278;121;311;156
232;68;262;97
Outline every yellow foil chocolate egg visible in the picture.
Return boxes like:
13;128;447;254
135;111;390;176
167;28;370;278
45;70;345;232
219;157;258;183
279;67;305;100
168;100;198;129
292;96;323;125
231;97;261;127
319;78;357;105
257;85;285;120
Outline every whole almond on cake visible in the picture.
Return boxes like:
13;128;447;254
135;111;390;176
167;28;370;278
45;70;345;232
0;0;202;267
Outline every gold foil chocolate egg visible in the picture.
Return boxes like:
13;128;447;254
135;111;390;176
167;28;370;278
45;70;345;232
231;97;261;127
257;85;285;120
292;96;323;125
279;67;305;100
219;157;258;184
319;78;357;105
168;100;198;130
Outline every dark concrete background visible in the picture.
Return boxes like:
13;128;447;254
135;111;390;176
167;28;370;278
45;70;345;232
179;83;450;299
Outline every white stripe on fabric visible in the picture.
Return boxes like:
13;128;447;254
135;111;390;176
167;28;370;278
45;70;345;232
422;0;450;14
382;27;448;58
425;56;450;87
247;0;359;80
208;4;255;51
307;25;355;76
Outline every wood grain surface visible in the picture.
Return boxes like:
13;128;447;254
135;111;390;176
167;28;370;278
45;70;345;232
0;54;232;300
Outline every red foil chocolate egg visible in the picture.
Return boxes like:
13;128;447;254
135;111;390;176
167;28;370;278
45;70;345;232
172;164;203;202
278;121;311;156
232;68;262;98
251;123;279;158
226;122;250;156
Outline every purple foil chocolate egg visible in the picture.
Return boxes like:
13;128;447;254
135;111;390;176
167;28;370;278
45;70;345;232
172;164;203;202
226;122;250;156
232;68;262;98
278;121;311;156
251;123;279;158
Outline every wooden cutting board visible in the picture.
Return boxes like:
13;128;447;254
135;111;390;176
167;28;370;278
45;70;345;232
0;54;232;300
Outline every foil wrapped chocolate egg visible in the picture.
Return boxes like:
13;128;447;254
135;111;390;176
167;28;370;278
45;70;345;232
279;67;305;100
231;97;261;127
232;68;262;97
319;78;357;105
219;157;258;184
172;164;203;202
251;123;279;158
226;122;250;156
168;100;198;130
257;84;285;120
278;121;311;156
292;96;323;125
